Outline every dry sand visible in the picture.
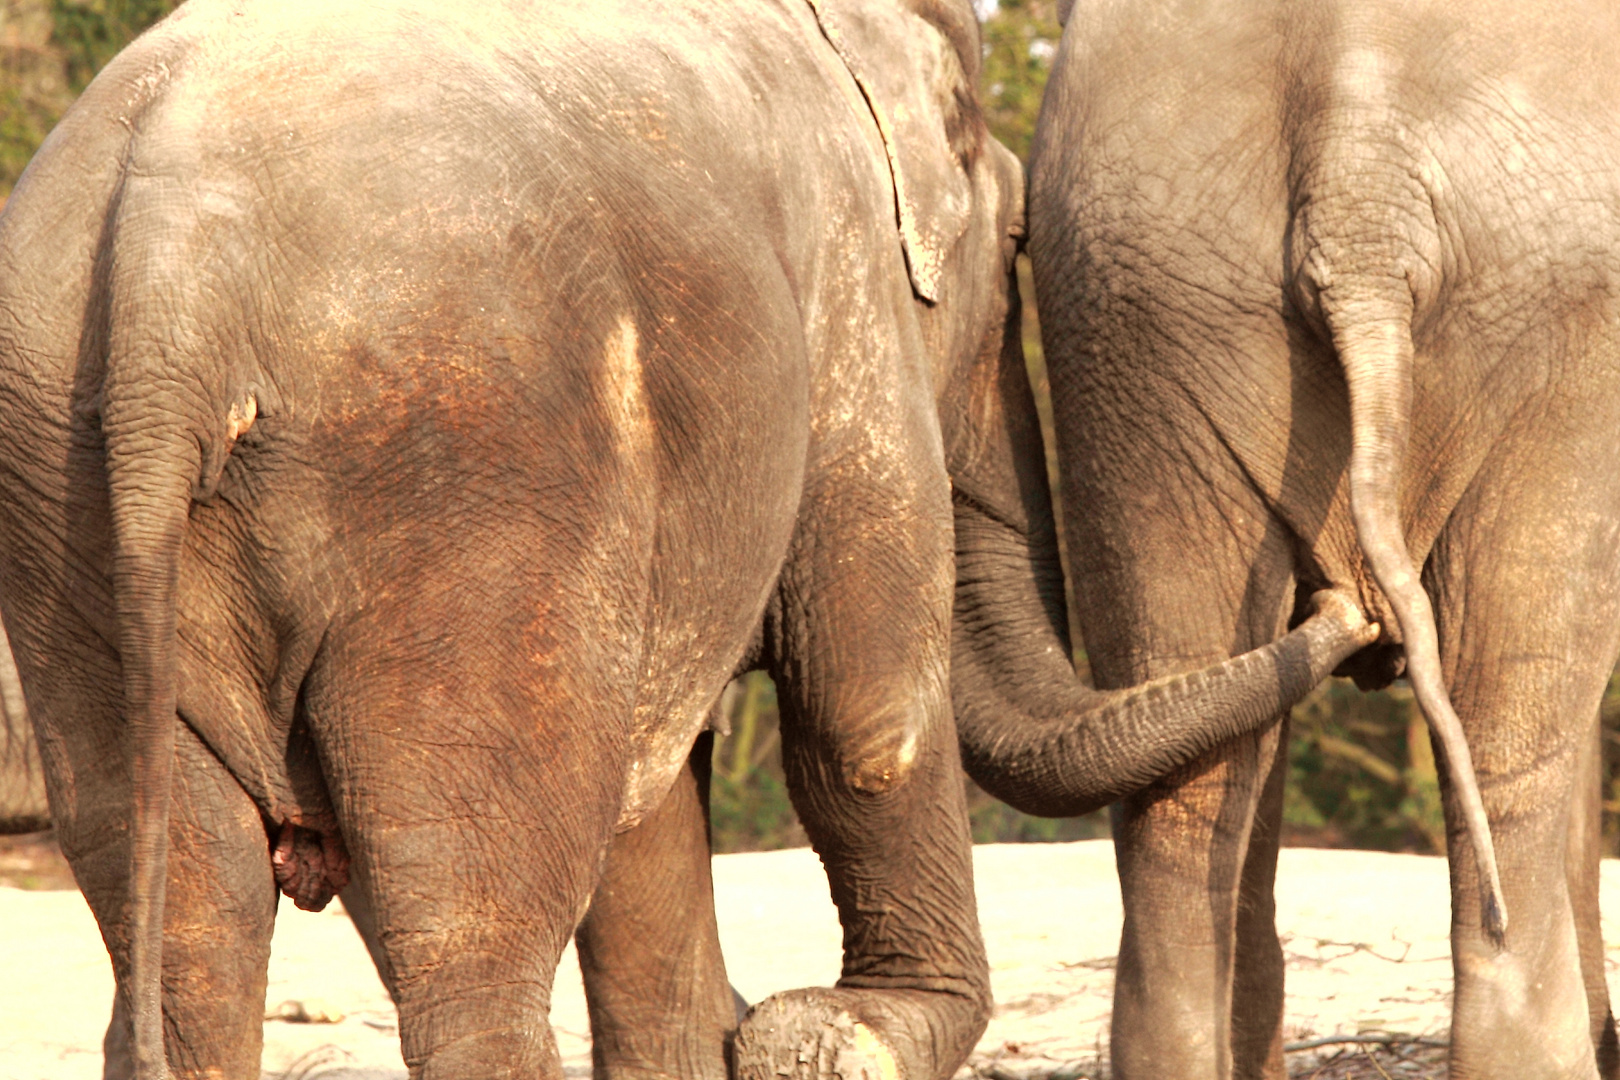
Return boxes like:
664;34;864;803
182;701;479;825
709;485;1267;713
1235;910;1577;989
4;841;1617;1079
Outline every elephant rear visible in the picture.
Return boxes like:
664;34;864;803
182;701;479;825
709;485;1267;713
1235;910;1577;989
1031;0;1620;1073
0;1;924;1075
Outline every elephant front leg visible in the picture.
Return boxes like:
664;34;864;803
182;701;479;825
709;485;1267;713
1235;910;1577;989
735;477;990;1080
575;736;735;1080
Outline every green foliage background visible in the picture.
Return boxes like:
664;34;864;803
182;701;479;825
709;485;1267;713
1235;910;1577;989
0;0;182;196
4;0;1616;855
51;0;180;87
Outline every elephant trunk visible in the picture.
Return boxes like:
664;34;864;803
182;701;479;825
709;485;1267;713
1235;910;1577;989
952;495;1376;818
946;285;1376;818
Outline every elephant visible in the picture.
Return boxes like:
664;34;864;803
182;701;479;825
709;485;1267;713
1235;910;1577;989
0;1;1378;1078
1021;0;1620;1075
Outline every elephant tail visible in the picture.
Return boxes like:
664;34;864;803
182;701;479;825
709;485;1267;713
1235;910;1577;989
102;388;198;1080
1288;26;1504;947
101;267;260;1080
1320;283;1507;947
96;198;247;1072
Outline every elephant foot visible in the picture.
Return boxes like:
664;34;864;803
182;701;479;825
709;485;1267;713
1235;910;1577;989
271;820;349;911
735;989;900;1080
734;987;980;1080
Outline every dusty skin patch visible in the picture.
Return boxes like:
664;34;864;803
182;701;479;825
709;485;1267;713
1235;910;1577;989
602;314;647;457
597;316;756;834
735;990;909;1080
597;312;716;834
850;1021;901;1080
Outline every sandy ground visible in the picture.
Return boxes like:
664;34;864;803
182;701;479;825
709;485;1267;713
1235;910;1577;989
4;841;1618;1079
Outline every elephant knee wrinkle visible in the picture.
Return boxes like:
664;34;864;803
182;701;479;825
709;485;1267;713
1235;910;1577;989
842;725;922;795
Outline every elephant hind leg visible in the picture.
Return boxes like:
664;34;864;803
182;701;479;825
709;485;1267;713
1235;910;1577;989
1070;477;1300;1080
304;628;629;1080
1428;443;1620;1080
104;990;131;1080
138;720;278;1079
576;734;735;1080
99;720;276;1080
1229;722;1291;1080
1567;708;1618;1079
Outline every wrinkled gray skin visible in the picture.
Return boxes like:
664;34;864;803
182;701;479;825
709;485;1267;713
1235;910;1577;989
0;620;46;834
0;614;375;1080
1027;0;1620;1076
0;1;1377;1078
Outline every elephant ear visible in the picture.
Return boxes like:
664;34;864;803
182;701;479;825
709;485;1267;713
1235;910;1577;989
808;0;984;303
